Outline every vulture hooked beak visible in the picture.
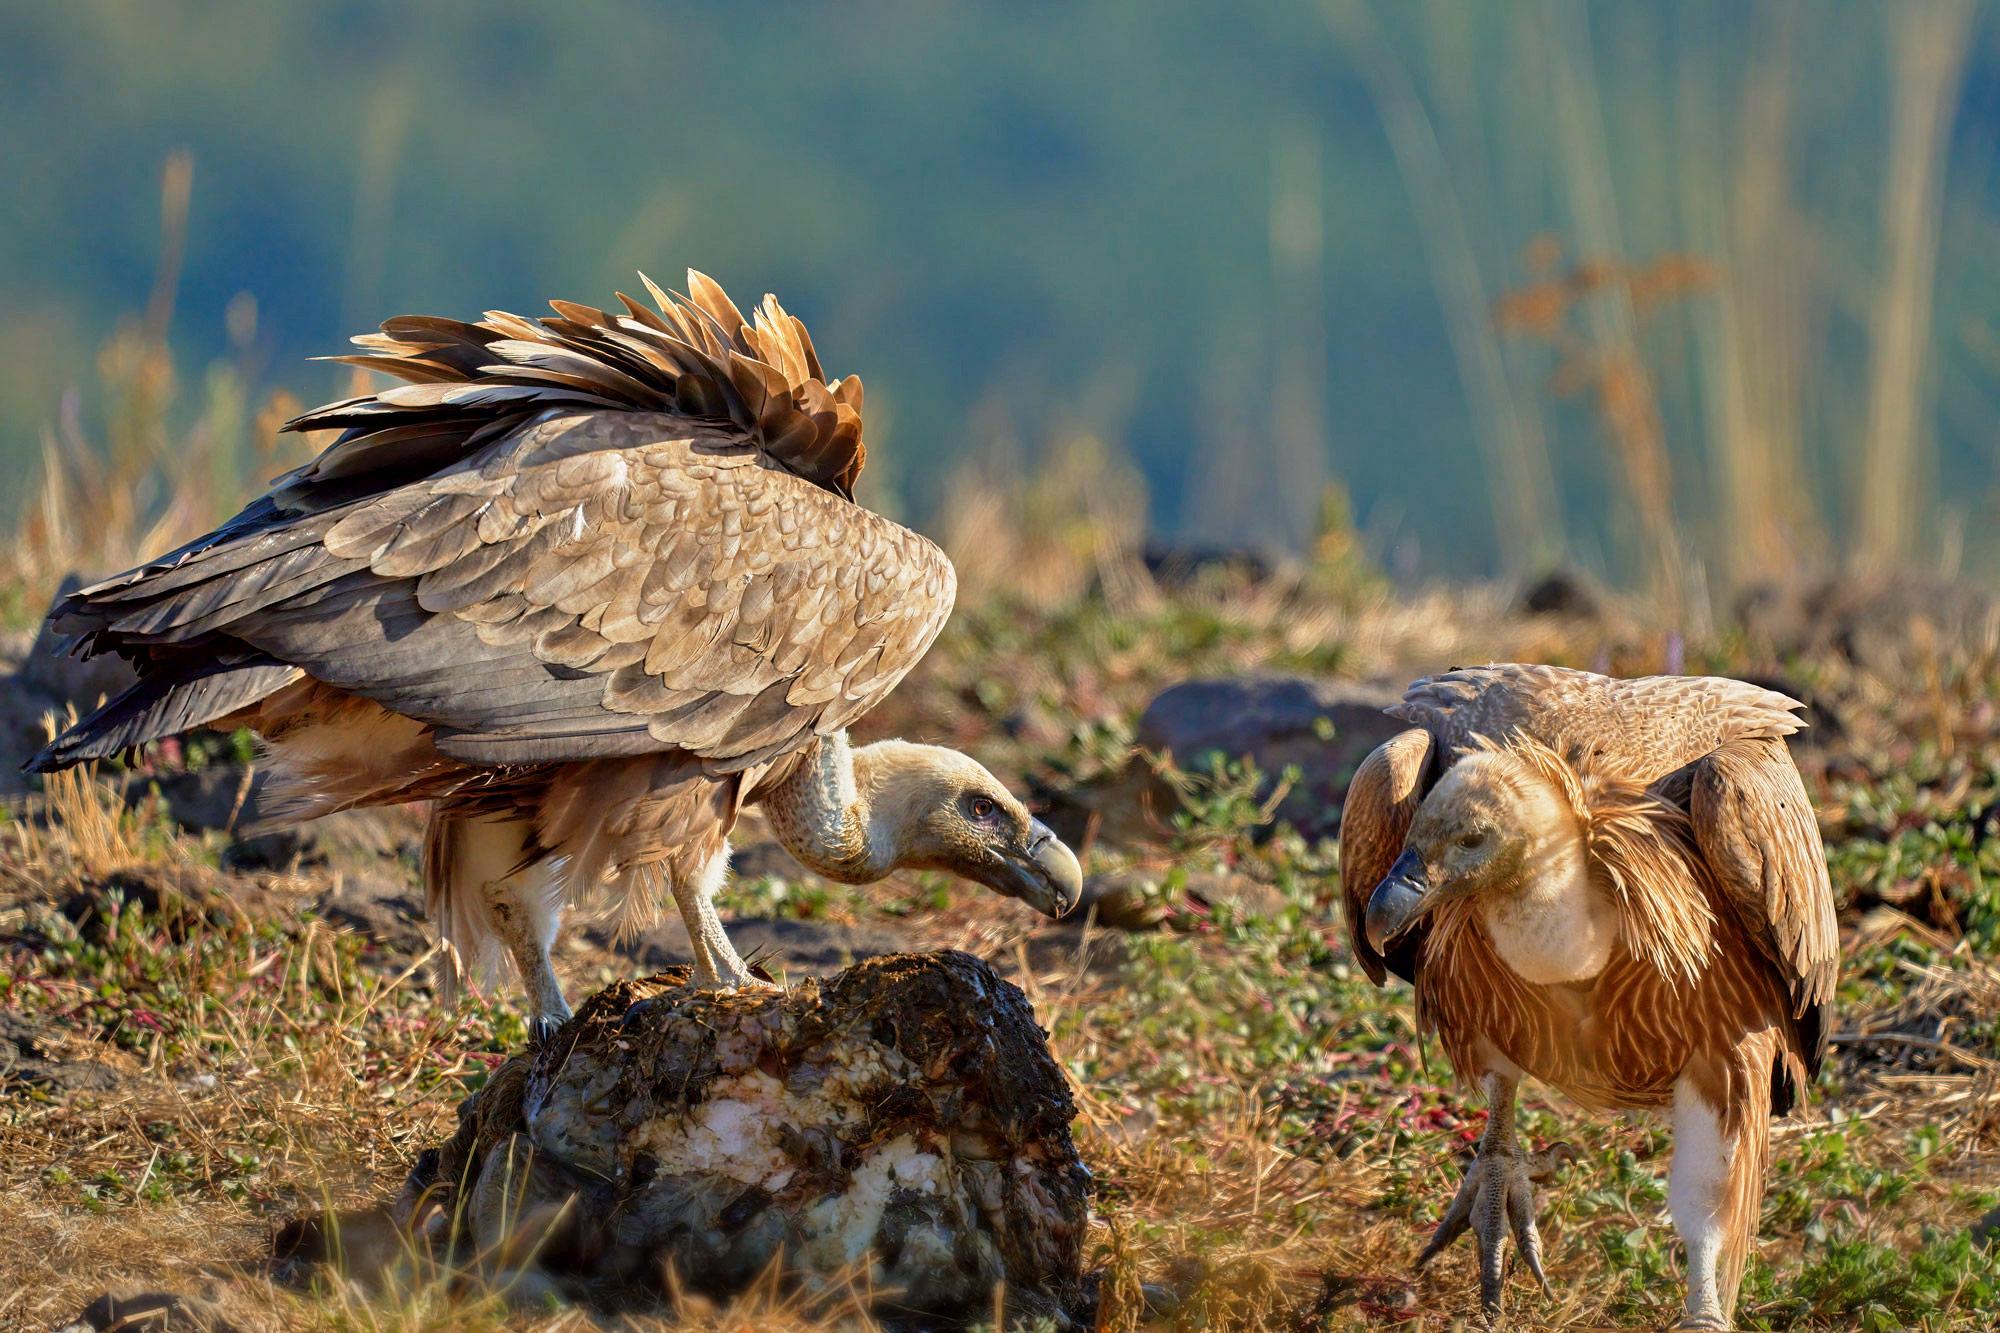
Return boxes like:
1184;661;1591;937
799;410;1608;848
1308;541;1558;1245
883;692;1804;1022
997;819;1084;918
1364;846;1434;954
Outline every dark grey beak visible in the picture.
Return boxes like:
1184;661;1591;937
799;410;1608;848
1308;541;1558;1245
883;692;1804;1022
1364;846;1430;954
1013;818;1083;918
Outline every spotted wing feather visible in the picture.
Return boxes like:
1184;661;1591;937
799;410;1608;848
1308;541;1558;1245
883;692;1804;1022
1677;737;1838;1079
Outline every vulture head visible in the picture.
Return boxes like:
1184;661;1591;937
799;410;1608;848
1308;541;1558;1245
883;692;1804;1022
1364;745;1589;959
821;740;1085;918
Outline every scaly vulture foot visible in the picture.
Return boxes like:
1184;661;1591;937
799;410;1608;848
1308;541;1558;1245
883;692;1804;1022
528;1012;567;1049
694;961;782;993
688;934;780;994
1417;1074;1571;1326
1670;1317;1732;1331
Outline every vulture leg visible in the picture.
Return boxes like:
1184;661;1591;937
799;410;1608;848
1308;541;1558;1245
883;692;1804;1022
1418;1069;1565;1323
1669;1035;1777;1330
665;846;764;991
432;813;573;1044
488;859;574;1047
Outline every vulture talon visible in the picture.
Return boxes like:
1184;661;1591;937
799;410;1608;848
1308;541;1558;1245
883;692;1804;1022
528;1013;565;1049
1416;1075;1553;1324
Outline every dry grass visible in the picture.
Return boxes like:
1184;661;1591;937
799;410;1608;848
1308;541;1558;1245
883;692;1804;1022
5;554;2000;1330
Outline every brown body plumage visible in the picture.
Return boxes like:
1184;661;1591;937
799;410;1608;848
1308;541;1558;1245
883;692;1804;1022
1341;664;1837;1330
30;273;1082;1034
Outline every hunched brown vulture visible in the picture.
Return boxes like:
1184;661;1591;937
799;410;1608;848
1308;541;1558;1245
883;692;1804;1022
29;272;1082;1040
1340;664;1837;1331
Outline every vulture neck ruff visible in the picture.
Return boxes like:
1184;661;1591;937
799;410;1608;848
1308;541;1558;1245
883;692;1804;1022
761;731;894;883
1474;772;1618;986
1424;735;1719;994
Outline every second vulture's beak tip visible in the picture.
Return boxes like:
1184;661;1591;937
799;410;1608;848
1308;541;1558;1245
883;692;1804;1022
1028;820;1084;918
1364;847;1429;954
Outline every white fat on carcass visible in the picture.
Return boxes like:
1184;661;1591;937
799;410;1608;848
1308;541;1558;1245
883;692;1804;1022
633;1070;851;1189
798;1134;947;1270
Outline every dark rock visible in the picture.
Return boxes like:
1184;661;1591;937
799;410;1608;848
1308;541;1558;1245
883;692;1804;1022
14;575;136;704
135;766;258;833
1974;1203;2000;1249
60;864;274;943
1141;541;1277;590
0;1010;130;1095
231;805;419;871
315;871;432;961
593;915;916;980
128;768;422;870
1517;569;1603;619
1130;675;1408;842
374;952;1090;1324
221;828;314;872
0;577;138;794
55;1288;240;1333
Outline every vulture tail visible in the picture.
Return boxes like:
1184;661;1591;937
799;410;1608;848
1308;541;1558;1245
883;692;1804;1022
25;652;303;772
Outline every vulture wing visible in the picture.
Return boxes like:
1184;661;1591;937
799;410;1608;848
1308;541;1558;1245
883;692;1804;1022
1338;727;1436;984
1391;663;1804;781
1675;736;1838;1077
35;275;949;774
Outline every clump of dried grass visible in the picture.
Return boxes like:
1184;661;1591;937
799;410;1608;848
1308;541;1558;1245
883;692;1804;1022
1;152;316;626
939;428;1156;615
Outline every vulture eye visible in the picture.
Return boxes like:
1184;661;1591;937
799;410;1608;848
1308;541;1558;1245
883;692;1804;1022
968;795;997;821
1458;830;1487;850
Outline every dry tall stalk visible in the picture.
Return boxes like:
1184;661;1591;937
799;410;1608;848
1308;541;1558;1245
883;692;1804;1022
1855;0;1973;573
937;407;1155;614
2;153;315;618
1267;121;1334;553
1325;0;1562;577
1679;0;1825;589
1542;0;1688;621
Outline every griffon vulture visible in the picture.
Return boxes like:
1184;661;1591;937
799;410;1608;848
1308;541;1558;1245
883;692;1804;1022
1340;664;1836;1330
29;272;1083;1040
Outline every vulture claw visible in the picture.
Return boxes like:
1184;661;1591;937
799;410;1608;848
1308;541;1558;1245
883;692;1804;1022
1417;1136;1564;1322
529;1013;566;1049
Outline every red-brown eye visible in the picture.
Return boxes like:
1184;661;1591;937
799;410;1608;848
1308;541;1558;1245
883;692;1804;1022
970;796;996;820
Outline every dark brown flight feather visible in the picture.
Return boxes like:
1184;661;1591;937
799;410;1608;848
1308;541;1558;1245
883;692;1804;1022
294;269;866;504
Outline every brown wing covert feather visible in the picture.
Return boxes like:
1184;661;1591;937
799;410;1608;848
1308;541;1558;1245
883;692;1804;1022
1679;736;1838;1075
286;412;955;768
1338;727;1436;984
41;274;950;776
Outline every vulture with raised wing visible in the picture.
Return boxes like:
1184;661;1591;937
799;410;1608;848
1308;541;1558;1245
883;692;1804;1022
1340;664;1836;1331
29;272;1082;1039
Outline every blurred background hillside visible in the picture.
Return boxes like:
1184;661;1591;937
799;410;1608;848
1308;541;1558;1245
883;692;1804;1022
7;0;2000;605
